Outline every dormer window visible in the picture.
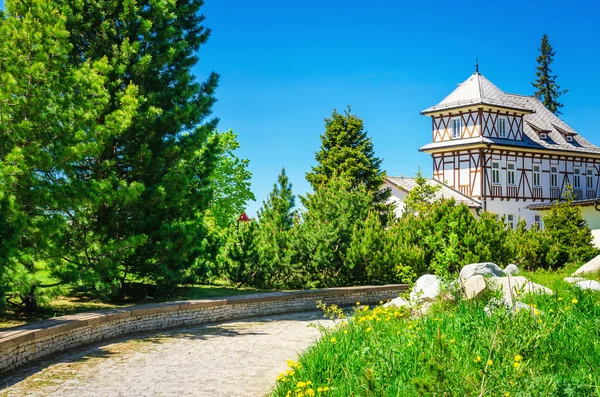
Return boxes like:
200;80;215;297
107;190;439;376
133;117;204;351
566;135;574;142
497;118;507;138
452;118;461;139
539;132;548;140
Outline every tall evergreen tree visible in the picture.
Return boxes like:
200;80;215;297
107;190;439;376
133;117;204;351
0;0;133;307
253;167;296;287
532;34;568;115
306;107;390;210
49;0;223;293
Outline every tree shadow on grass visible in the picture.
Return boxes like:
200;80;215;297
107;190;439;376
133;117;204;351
0;311;324;391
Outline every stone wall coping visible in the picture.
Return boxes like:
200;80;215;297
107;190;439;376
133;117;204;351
0;284;406;352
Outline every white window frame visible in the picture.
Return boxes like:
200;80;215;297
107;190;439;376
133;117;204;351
540;132;548;140
587;168;594;190
574;168;581;189
507;214;515;229
533;165;541;187
452;117;462;139
491;161;501;185
551;166;558;188
566;135;574;142
507;163;516;186
497;117;507;138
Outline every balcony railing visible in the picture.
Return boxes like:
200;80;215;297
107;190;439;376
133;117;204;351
573;189;584;200
507;186;517;197
550;188;561;199
532;187;543;198
491;185;502;197
459;185;469;196
587;190;596;199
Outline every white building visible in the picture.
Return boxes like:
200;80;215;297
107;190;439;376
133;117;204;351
415;67;600;228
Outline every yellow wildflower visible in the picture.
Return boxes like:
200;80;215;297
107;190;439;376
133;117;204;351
513;362;520;368
505;393;511;396
297;381;307;389
356;301;360;305
330;337;337;344
487;360;493;366
379;300;384;304
323;386;330;392
509;380;515;386
343;330;348;334
514;354;523;362
317;387;323;393
306;389;315;397
306;381;312;386
558;297;563;301
449;339;456;344
474;355;482;363
366;327;372;332
572;298;578;304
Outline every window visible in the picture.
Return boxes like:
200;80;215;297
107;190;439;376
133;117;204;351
540;132;548;140
492;161;501;185
452;118;461;139
533;165;541;186
533;215;542;230
498;118;507;138
587;169;594;189
507;163;516;185
574;168;581;189
566;135;574;142
551;166;558;188
507;214;515;229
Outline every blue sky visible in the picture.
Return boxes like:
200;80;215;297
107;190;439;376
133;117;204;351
195;0;600;216
2;0;599;216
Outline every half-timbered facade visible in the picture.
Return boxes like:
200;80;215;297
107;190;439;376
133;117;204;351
420;69;600;227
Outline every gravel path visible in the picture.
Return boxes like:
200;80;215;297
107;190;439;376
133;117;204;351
0;311;332;397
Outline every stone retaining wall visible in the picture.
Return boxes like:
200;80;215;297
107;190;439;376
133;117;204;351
0;284;406;374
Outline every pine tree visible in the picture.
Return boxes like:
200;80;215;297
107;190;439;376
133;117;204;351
49;0;224;293
306;107;390;210
532;34;568;115
402;170;442;216
0;0;132;307
251;167;296;288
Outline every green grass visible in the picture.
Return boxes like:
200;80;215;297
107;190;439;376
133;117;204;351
0;280;268;329
272;289;600;396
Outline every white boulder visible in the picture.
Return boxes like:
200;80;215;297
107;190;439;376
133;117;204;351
572;254;600;276
463;275;487;300
488;276;553;305
504;264;520;275
574;280;600;291
460;262;505;280
409;274;442;303
564;277;587;284
383;296;410;308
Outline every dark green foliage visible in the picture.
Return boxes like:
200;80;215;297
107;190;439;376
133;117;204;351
532;34;568;115
305;107;390;213
289;175;374;287
222;221;261;287
542;186;598;266
46;0;224;294
254;167;296;288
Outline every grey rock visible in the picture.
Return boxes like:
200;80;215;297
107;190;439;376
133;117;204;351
487;276;553;305
574;280;600;291
459;262;505;280
409;274;441;303
564;277;587;284
383;296;410;308
504;264;520;275
463;275;487;300
572;254;600;276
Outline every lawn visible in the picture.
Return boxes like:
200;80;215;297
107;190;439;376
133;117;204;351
0;280;268;329
271;266;600;396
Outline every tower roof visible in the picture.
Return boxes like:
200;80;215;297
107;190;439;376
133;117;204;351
421;73;533;114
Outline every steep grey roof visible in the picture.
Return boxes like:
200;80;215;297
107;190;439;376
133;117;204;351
419;75;600;156
507;94;600;154
385;176;482;208
421;73;532;114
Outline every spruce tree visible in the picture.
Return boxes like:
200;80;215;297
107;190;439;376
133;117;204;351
306;107;390;210
532;34;568;115
254;167;296;287
49;0;224;293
